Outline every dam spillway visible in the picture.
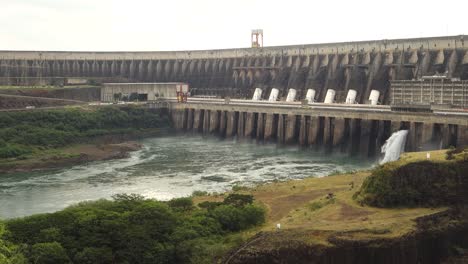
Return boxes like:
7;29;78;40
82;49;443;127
166;99;468;157
2;35;468;104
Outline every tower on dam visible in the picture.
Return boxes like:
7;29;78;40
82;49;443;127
1;35;468;106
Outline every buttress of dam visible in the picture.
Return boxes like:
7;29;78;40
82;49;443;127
1;35;468;104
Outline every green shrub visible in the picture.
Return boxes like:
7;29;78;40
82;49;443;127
4;194;266;264
30;242;71;264
223;194;254;207
354;160;468;207
168;197;194;211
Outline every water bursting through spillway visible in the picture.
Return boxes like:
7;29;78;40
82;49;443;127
380;130;409;164
0;135;373;218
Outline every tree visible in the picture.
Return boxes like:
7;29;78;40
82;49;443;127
168;197;194;211
223;194;254;207
31;242;71;264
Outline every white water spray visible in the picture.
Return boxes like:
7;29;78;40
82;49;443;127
380;130;409;164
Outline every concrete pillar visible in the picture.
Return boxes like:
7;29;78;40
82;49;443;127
391;121;401;133
182;109;188;130
441;124;451;149
219;111;227;136
264;114;276;141
226;111;237;137
237;112;245;138
203;110;210;133
421;123;434;150
298;115;308;146
457;125;468;147
187;109;194;130
323;117;333;151
256;113;265;140
193;109;202;132
244;112;255;138
333;117;346;149
406;122;417;152
277;114;285;144
209;110;219;133
285;115;297;144
308;116;320;145
360;119;371;157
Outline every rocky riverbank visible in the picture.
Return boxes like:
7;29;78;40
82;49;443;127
0;141;142;174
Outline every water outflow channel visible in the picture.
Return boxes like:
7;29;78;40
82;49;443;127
0;136;373;218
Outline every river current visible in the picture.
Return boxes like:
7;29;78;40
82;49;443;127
0;136;373;218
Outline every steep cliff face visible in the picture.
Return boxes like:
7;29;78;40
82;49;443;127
225;209;468;264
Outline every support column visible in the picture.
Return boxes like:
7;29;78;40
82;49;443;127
277;114;285;144
219;111;227;136
201;110;208;133
264;114;276;141
187;109;194;130
285;115;297;144
333;118;345;150
323;117;333;152
237;112;245;138
298;116;308;146
193;109;202;132
360;119;371;157
457;125;468;148
226;111;237;137
244;112;255;138
256;113;265;140
391;121;401;133
181;109;188;130
349;119;361;156
421;123;434;150
308;116;320;145
209;110;219;133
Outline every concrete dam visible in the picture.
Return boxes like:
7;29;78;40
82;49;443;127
1;35;468;155
1;35;468;102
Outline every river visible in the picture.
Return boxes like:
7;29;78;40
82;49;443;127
0;136;373;218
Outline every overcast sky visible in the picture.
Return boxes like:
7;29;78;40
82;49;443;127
1;0;466;51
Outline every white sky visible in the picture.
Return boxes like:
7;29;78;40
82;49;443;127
1;0;466;51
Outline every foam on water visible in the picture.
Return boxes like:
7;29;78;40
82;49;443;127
0;136;372;218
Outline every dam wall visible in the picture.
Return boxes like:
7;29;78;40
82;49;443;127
1;35;468;104
167;101;468;157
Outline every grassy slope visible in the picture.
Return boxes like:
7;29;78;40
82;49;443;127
195;149;449;245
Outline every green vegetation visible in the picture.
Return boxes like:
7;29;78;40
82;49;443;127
3;194;265;264
0;106;170;159
354;157;468;207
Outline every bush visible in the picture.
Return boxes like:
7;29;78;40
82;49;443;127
0;144;32;158
354;160;468;207
168;197;194;211
223;194;254;207
30;242;71;264
5;194;266;264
